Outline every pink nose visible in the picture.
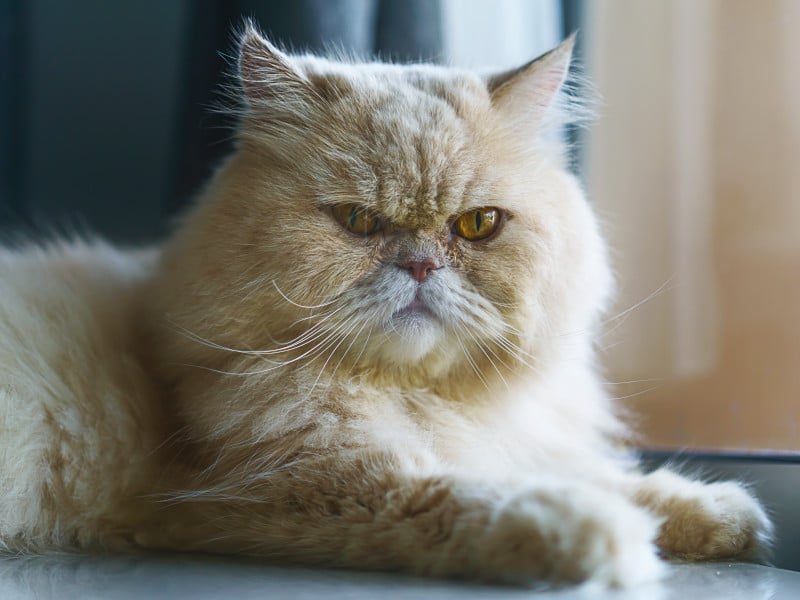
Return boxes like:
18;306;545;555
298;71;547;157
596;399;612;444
400;258;440;283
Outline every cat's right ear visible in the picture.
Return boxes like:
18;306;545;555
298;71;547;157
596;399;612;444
237;21;308;107
486;35;578;133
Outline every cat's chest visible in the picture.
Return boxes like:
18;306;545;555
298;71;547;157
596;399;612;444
376;383;607;479
373;388;550;476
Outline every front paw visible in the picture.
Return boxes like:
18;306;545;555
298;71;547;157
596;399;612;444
480;484;664;587
635;470;773;561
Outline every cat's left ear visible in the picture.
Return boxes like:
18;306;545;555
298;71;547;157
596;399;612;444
487;34;575;128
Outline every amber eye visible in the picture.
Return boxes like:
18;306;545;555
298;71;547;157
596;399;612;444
331;204;382;236
452;208;501;241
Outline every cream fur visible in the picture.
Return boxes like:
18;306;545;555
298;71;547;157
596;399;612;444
0;26;772;588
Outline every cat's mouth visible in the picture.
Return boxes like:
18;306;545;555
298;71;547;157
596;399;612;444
391;287;439;321
393;298;435;319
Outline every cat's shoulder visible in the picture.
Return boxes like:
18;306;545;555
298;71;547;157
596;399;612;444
0;238;157;289
0;238;157;347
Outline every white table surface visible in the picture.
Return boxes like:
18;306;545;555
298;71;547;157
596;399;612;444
0;553;796;599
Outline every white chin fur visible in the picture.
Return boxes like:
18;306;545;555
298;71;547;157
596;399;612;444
379;313;442;364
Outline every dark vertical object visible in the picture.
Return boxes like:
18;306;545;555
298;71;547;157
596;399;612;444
561;0;585;172
168;2;240;216
0;0;28;231
241;0;378;55
561;0;583;38
22;0;189;243
375;0;442;63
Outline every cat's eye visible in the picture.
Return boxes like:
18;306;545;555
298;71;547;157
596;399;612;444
452;208;501;241
331;204;382;236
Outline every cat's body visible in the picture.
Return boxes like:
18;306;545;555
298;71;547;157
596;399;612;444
0;26;771;587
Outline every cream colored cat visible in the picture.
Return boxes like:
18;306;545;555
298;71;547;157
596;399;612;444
0;24;772;588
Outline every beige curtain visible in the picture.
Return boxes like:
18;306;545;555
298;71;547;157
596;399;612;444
585;0;800;452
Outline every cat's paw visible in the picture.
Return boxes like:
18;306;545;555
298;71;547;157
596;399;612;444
635;470;773;561
480;484;664;587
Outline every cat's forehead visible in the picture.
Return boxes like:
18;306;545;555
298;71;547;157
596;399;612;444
302;60;495;227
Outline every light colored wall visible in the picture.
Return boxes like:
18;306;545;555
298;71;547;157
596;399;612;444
585;0;800;451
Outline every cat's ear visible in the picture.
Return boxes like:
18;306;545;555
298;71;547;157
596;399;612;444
237;21;308;106
487;34;576;128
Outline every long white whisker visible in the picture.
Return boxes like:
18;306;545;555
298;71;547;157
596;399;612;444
318;317;371;397
604;378;663;385
284;304;346;329
272;280;339;310
493;335;542;375
462;325;511;391
351;323;375;368
609;384;664;401
304;317;363;400
264;308;347;350
601;278;674;327
179;317;356;376
454;330;490;390
556;278;675;341
171;304;345;359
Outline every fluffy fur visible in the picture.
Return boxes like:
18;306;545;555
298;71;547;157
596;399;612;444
0;25;772;588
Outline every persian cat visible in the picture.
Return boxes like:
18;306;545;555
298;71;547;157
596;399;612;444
0;24;771;587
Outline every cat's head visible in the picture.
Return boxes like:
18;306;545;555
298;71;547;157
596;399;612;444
157;23;612;394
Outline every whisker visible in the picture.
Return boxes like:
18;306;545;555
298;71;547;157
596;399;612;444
314;317;370;398
170;307;346;358
493;335;542;375
499;322;524;336
462;325;511;391
487;298;523;309
351;323;375;368
609;384;664;401
601;278;674;328
272;280;338;310
604;378;663;386
264;308;346;350
304;317;364;399
285;305;345;329
454;330;490;390
178;317;356;376
555;277;675;341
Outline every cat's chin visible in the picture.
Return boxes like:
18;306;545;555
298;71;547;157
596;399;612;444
379;310;443;364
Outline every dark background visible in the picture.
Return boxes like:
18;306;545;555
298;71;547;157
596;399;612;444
0;0;582;244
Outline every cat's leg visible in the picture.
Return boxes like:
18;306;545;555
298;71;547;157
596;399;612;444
150;453;664;587
626;468;773;561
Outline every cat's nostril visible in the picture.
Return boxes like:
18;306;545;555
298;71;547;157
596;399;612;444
399;258;439;283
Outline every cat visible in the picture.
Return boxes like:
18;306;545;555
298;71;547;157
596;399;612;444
0;23;772;588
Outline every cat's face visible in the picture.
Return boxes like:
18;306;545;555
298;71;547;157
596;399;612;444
163;28;612;388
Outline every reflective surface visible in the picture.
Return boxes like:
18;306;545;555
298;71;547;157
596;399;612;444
0;554;796;600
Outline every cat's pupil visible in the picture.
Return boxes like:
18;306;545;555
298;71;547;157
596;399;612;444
475;211;483;231
349;207;358;228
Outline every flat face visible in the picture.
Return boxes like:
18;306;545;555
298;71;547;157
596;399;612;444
189;41;609;387
271;67;502;364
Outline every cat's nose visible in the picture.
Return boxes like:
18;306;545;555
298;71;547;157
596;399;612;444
399;258;440;283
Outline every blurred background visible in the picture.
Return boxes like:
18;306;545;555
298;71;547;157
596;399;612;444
585;1;800;455
1;0;798;455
